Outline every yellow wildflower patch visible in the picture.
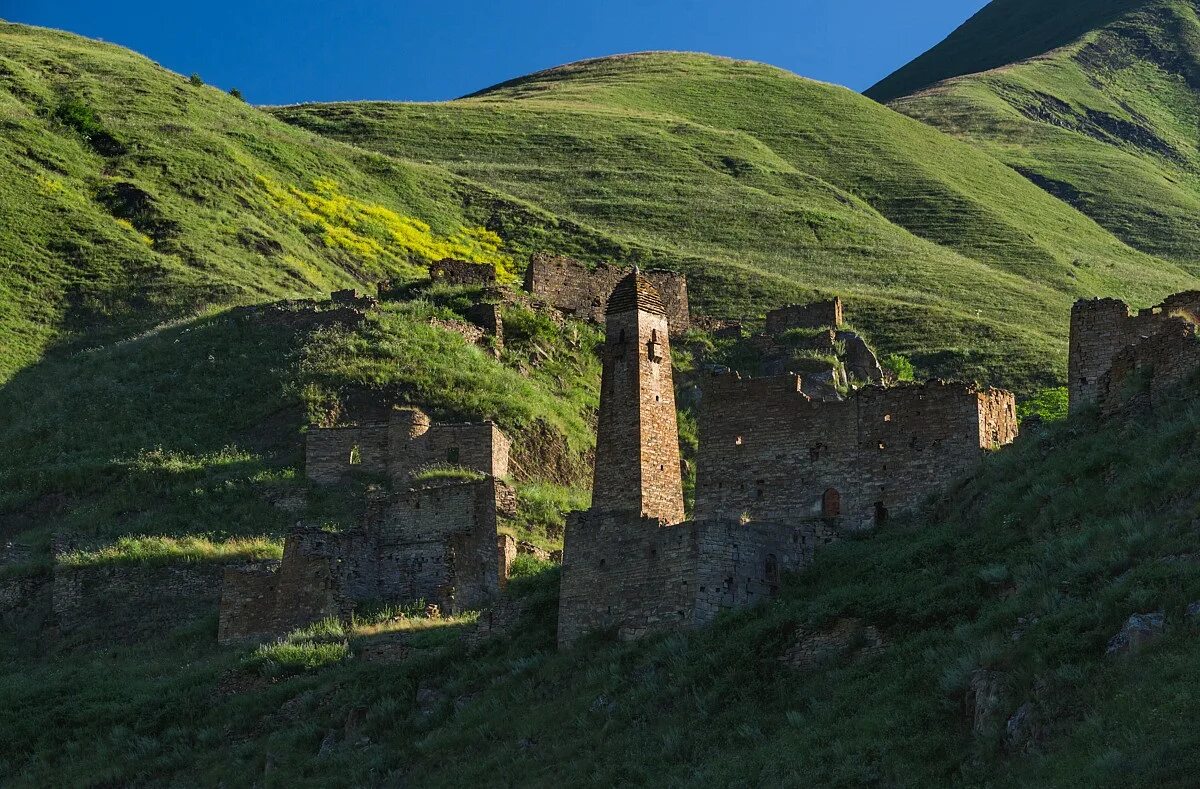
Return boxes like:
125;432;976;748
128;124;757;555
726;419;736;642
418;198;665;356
256;175;515;281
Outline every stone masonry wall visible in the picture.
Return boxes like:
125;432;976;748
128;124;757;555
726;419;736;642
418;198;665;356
557;511;699;648
429;258;497;287
556;511;839;647
1098;319;1200;417
691;518;838;627
694;375;1017;531
591;279;686;524
55;560;248;642
306;407;510;485
523;253;690;335
219;479;513;643
765;298;843;335
1069;292;1200;412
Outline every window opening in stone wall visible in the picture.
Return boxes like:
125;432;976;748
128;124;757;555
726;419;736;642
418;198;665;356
349;444;362;466
765;554;779;587
618;329;626;343
735;436;744;446
874;501;889;526
822;488;841;518
447;446;460;464
884;414;892;422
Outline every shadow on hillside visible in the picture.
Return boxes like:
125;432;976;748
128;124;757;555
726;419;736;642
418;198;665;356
0;304;320;546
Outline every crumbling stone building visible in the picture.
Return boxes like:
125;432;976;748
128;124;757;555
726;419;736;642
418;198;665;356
694;374;1017;531
523;252;690;335
558;273;1017;648
219;411;517;643
305;406;510;486
1068;291;1200;412
765;297;844;335
753;296;883;388
1095;315;1200;417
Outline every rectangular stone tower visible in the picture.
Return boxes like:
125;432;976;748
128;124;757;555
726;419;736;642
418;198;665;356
591;270;685;524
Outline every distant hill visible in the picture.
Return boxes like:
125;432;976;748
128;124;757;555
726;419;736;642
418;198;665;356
875;0;1200;266
866;0;1145;102
275;51;1199;391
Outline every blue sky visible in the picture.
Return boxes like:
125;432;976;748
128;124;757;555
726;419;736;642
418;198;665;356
5;0;990;104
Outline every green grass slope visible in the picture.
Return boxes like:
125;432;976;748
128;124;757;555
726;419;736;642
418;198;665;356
881;0;1200;266
866;0;1145;103
274;52;1198;390
4;354;1199;786
0;21;635;382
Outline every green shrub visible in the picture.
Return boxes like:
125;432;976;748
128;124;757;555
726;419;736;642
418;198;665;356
189;73;203;87
882;353;916;382
52;98;104;140
243;617;349;677
229;87;244;101
1018;386;1069;423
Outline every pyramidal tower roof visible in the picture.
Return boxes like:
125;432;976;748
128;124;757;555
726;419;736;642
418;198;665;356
607;269;667;316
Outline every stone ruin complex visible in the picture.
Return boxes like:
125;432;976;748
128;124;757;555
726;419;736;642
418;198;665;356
523;252;690;335
1069;291;1200;415
557;271;1018;648
218;407;516;643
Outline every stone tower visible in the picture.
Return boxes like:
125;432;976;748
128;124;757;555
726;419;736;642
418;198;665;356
591;270;685;524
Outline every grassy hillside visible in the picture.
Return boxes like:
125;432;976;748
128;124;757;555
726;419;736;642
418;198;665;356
4;354;1199;785
0;289;601;582
273;52;1199;390
866;0;1145;102
0;21;636;383
881;0;1200;266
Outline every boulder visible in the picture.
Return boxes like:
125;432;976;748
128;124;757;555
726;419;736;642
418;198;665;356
836;331;884;384
965;670;1004;735
1105;612;1166;656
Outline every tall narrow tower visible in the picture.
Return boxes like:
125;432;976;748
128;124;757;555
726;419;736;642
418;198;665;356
591;270;685;524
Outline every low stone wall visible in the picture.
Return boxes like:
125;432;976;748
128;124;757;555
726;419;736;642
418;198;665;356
53;560;252;642
1;572;52;638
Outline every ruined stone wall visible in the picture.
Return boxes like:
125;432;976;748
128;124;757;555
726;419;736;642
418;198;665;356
305;424;390;484
219;479;513;642
0;572;51;640
522;253;690;334
765;298;843;335
370;480;506;613
54;561;241;642
429;258;497;287
694;375;1016;531
306;408;510;485
557;511;838;647
694;374;856;524
691;518;838;627
1069;292;1200;412
1098;319;1200;417
557;511;699;648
